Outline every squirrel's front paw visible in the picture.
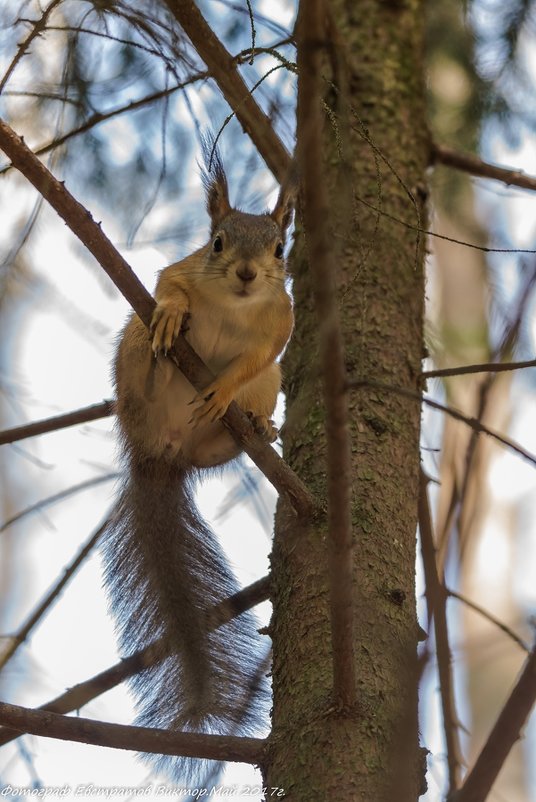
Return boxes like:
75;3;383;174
188;383;232;427
150;302;188;355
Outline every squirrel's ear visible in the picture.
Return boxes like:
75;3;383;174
271;165;298;235
201;137;232;230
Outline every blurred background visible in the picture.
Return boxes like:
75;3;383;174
0;0;535;799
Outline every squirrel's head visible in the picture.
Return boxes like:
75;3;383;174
201;140;297;300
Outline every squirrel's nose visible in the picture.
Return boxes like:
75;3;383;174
236;264;257;282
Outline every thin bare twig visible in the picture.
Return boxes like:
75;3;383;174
432;143;536;193
0;42;291;177
0;400;114;446
296;0;355;708
447;590;530;653
451;646;536;802
0;115;313;518
0;0;64;94
348;379;536;469
419;472;464;792
423;358;536;379
0;474;117;535
0;576;270;748
0;518;109;671
163;0;291;181
0;701;265;765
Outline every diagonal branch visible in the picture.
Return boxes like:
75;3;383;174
423;358;536;380
451;646;536;802
0;576;270;748
0;115;313;519
162;0;291;181
447;590;529;653
419;471;464;793
432;143;536;193
348;378;536;469
0;400;114;446
296;0;356;709
0;701;265;765
0;518;109;671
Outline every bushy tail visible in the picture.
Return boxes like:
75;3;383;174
102;454;268;779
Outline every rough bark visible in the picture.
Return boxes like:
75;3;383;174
267;1;428;799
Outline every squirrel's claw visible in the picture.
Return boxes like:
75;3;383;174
188;384;231;428
150;302;187;355
247;413;278;443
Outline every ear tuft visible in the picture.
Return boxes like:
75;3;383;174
200;135;232;231
271;163;298;236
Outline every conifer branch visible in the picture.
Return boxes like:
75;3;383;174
0;519;108;671
0;701;265;764
419;472;464;793
0;400;114;445
0;115;313;518
451;646;536;802
163;0;291;181
432;143;536;193
0;577;270;748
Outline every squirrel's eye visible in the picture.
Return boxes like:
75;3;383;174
213;236;223;253
274;242;284;259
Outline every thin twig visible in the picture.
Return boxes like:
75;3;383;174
0;576;270;748
423;358;536;379
0;474;117;535
0;42;290;177
348;379;536;469
0;701;265;765
0;115;313;518
0;400;114;446
0;0;63;94
0;519;109;671
451;646;536;802
432;143;536;193
163;0;291;181
419;472;464;792
447;590;530;653
296;0;356;708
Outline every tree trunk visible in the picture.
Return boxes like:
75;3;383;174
266;2;428;799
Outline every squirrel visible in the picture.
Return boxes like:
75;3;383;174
102;145;295;781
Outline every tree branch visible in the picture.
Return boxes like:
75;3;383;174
0;400;114;446
162;0;291;181
419;472;464;793
0;474;117;535
0;0;63;94
0;576;270;748
348;379;536;469
451;646;536;802
0;519;108;672
0;701;265;765
432;143;536;193
296;0;356;708
0;115;313;519
447;590;529;654
0;42;291;177
423;358;536;380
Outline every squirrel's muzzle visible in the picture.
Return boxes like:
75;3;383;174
236;264;257;282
